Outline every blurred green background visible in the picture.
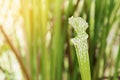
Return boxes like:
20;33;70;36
0;0;120;80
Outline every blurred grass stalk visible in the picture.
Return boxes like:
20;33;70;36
0;26;29;80
89;0;120;80
51;0;64;80
21;0;50;80
21;0;67;80
113;45;120;80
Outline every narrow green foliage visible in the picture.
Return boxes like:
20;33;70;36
39;0;50;80
51;0;65;80
113;45;120;80
69;16;91;80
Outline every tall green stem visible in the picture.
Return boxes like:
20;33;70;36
51;0;64;80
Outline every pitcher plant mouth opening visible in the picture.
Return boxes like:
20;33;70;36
69;16;91;80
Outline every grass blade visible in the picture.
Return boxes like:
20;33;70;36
113;45;120;80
